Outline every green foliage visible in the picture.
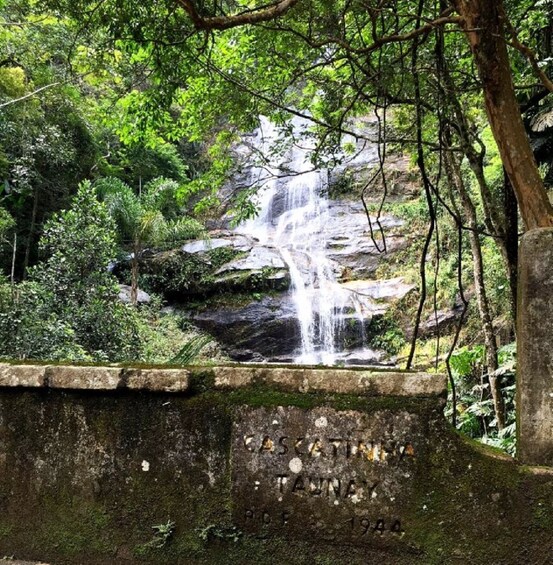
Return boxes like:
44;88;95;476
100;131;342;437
142;520;175;550
95;175;205;305
448;343;517;455
0;207;14;242
384;194;433;228
450;345;484;383
0;182;143;361
228;187;261;227
96;177;162;246
138;310;222;364
0;4;95;275
103;143;188;189
31;182;142;360
126;246;242;298
130;252;206;295
34;181;118;285
0;1;209;278
176;131;237;219
0;279;91;361
366;315;405;356
327;170;356;199
96;176;203;248
0;182;215;363
171;334;213;364
208;246;241;267
163;216;205;244
0;67;26;98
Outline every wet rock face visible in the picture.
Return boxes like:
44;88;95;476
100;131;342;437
181;202;406;284
180;116;418;364
189;294;391;362
322;200;406;279
181;233;255;254
232;406;423;545
134;121;414;363
190;295;301;360
181;206;410;362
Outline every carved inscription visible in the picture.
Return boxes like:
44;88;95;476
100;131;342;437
243;508;404;537
274;475;379;500
231;406;423;546
244;434;416;463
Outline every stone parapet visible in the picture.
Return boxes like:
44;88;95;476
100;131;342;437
0;363;446;399
0;361;550;564
212;365;446;398
0;363;190;393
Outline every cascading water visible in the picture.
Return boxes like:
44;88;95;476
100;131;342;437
238;116;376;365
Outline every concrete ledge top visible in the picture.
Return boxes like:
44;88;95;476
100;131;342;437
0;363;446;397
0;364;190;393
212;366;447;397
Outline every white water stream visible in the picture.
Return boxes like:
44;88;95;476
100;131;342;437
237;116;378;365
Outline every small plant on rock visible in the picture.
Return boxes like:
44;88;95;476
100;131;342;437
145;520;176;549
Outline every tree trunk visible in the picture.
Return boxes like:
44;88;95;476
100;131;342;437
22;188;39;280
503;169;518;334
445;149;506;430
442;57;505;238
130;241;139;306
10;232;16;287
453;0;553;229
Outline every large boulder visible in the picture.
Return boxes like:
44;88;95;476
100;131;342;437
340;277;415;301
181;234;291;294
189;295;300;361
413;294;468;339
214;245;286;272
210;245;290;293
120;234;290;300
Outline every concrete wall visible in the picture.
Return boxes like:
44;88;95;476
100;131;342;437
517;228;553;465
0;362;551;564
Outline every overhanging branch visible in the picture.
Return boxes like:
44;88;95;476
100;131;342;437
0;82;60;108
175;0;300;30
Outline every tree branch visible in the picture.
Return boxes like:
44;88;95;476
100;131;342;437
261;9;460;55
501;7;553;94
0;82;60;108
175;0;300;30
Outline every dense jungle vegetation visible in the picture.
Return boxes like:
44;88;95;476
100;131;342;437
1;0;553;453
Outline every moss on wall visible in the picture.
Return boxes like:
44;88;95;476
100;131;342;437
0;371;551;564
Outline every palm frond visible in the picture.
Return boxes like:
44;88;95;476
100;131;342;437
171;334;213;364
530;108;553;132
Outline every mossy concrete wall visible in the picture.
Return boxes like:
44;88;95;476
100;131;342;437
0;362;551;564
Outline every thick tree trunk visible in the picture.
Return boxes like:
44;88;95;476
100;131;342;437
453;0;553;229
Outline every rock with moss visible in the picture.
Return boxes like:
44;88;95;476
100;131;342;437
118;234;290;300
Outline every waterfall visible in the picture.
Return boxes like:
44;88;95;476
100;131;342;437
238;116;374;365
